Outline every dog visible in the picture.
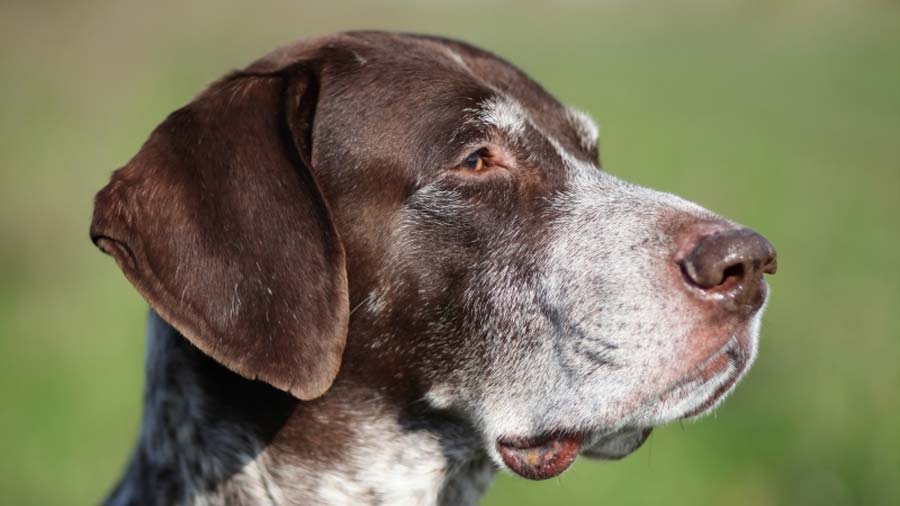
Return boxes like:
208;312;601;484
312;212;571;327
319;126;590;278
91;31;777;505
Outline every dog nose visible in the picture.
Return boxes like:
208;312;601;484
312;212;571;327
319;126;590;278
680;228;777;309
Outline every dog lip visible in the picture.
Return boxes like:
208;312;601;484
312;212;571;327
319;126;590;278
667;335;749;418
496;433;583;480
681;362;742;419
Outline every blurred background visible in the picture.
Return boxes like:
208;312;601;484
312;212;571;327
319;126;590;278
1;1;898;504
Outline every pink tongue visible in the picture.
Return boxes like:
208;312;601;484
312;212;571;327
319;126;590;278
496;434;583;480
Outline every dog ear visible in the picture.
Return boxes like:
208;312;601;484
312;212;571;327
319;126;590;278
90;65;348;400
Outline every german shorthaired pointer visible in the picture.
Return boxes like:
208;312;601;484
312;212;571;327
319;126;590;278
91;31;777;505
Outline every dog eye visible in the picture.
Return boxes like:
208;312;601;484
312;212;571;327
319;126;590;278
461;149;487;172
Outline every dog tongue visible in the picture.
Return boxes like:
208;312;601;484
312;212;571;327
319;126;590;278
496;434;583;480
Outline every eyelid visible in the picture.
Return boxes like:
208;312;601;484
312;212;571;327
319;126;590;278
455;145;489;166
449;143;516;176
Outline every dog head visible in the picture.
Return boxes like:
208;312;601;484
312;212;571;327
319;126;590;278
91;31;776;480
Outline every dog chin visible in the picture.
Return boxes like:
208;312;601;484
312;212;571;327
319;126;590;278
490;315;763;480
580;342;750;463
581;321;760;457
491;360;747;481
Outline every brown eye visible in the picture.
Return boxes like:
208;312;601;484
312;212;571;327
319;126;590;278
462;150;486;171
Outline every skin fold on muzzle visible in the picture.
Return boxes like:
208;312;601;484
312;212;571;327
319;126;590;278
90;31;777;505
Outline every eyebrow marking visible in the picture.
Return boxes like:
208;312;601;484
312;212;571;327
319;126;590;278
565;107;599;152
467;95;529;142
463;97;600;177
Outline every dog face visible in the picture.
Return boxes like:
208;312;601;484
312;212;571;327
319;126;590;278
91;31;776;481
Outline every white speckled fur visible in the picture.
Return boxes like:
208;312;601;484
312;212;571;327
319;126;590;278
412;97;765;471
104;49;771;505
275;416;492;506
107;313;493;506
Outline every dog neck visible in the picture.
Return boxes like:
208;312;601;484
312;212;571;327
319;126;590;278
105;311;495;506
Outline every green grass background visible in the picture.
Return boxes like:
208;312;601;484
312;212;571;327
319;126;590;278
1;1;898;504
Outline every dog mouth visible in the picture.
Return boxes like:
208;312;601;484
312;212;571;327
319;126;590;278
495;427;654;480
495;433;584;480
496;330;754;480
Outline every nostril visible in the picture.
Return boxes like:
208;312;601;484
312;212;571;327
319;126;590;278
720;262;745;287
680;256;742;290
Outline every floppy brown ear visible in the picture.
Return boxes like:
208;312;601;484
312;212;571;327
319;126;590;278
90;65;348;400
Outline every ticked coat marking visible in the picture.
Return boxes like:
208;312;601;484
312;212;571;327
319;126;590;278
92;31;777;505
